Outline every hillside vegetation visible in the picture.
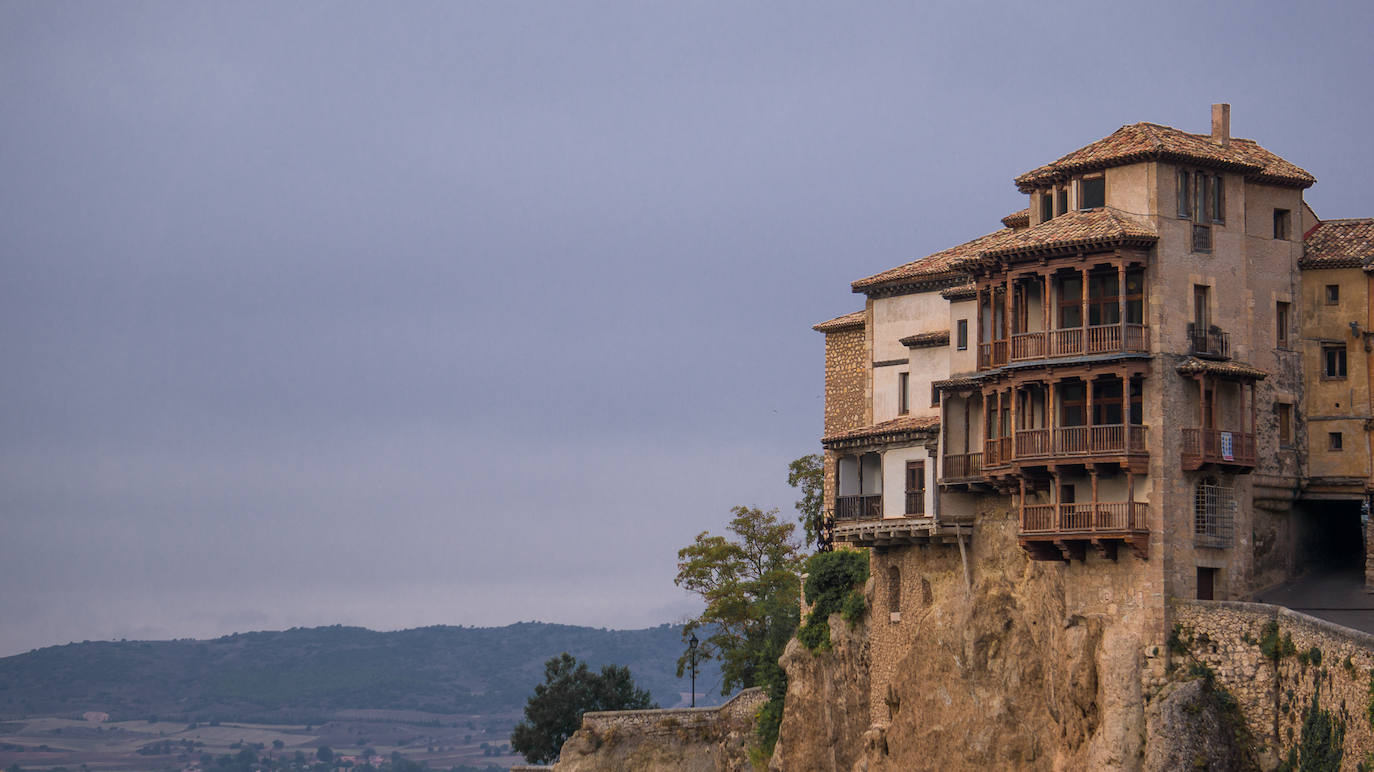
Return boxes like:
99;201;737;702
0;623;720;722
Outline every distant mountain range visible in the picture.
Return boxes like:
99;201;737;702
0;623;723;722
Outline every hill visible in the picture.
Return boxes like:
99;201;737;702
0;622;723;722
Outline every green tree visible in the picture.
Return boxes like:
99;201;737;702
675;505;802;752
787;454;825;549
315;746;332;763
510;652;656;764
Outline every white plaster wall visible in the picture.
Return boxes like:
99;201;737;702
880;444;934;518
871;290;952;362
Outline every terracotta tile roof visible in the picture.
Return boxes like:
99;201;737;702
851;228;1016;295
980;207;1157;260
812;310;866;333
940;283;977;301
1175;357;1268;381
1014;122;1315;192
822;415;940;448
900;330;950;348
933;376;983;390
1001;208;1030;229
1301;218;1374;270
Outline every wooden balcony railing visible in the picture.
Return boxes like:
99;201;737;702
835;494;882;522
1011;332;1047;361
1019;501;1148;534
983;437;1012;468
1180;428;1256;469
1015;428;1051;457
905;492;925;516
941;452;982;481
979;323;1149;370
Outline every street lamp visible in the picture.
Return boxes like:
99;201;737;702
688;633;699;708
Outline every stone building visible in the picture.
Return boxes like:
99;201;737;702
813;105;1374;724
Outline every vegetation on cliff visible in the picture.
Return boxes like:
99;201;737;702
797;550;868;652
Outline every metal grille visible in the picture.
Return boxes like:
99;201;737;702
1194;483;1235;548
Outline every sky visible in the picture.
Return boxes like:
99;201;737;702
2;1;1373;657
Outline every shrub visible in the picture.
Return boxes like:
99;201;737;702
798;551;869;652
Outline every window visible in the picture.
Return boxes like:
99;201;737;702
1178;168;1223;251
1124;270;1145;324
1087;271;1120;325
1059;275;1083;328
1276;302;1291;348
1274;209;1291;240
1193;285;1210;330
1129;380;1143;425
1194;478;1234;549
1055;188;1068;216
1060;382;1086;427
898;372;909;415
1329;432;1344;451
956;319;968;350
1326;284;1340;305
931;383;939;408
1040;191;1053;222
1092;380;1124;426
905;461;925;516
1080;176;1105;209
1277;403;1293;447
1323;344;1347;378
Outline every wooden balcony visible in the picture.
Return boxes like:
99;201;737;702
905;492;925;516
980;425;1148;477
834;494;882;522
978;323;1148;371
1019;501;1149;561
940;452;983;483
1187;325;1230;360
1180;428;1256;471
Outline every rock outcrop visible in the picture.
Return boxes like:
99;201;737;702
773;508;1154;771
1143;678;1259;772
769;614;870;772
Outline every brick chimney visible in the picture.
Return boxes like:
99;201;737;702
1211;103;1231;146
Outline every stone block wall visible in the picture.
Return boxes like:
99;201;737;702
576;687;766;739
1171;599;1374;765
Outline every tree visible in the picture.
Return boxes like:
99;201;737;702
675;505;802;753
787;454;825;549
315;746;332;763
510;652;656;764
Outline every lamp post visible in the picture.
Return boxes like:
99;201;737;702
688;633;698;708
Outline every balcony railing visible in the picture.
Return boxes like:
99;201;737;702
941;452;982;482
1180;428;1256;470
1187;324;1230;359
905;492;925;516
979;323;1148;370
1020;501;1149;534
835;494;882;522
1005;424;1148;461
983;437;1012;469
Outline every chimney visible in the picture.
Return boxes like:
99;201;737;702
1211;103;1231;146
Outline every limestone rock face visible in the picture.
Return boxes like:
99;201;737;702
772;509;1154;771
1143;679;1258;772
769;614;870;772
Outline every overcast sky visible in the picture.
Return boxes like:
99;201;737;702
2;1;1372;657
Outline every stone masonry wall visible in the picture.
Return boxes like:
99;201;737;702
822;323;869;510
553;688;767;772
1171;599;1374;766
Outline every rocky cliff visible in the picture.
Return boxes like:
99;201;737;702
772;508;1178;771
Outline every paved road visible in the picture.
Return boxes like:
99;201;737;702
1257;569;1374;635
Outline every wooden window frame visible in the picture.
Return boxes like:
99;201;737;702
1080;175;1105;210
1274;209;1291;240
956;319;968;350
1325;284;1340;305
1276;301;1291;348
898;372;910;415
1322;344;1348;379
1329;432;1344;452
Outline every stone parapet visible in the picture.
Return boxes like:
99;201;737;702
576;687;766;737
1171;599;1374;765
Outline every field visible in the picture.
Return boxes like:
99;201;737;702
0;710;523;771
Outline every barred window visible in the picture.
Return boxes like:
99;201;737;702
1194;479;1235;549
